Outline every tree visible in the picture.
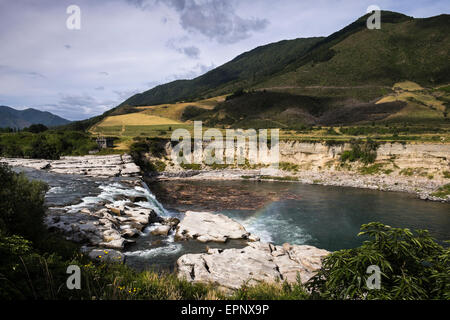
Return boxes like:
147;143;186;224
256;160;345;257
25;135;60;159
26;124;48;133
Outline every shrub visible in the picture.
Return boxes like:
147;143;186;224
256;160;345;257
279;162;300;172
307;222;450;300
359;163;384;175
225;89;245;101
431;184;450;198
180;163;202;170
24;135;60;160
0;130;98;158
325;127;340;135
129;138;168;172
0;164;48;241
340;139;379;164
230;279;309;300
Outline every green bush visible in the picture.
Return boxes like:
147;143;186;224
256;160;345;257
307;222;450;300
0;164;48;241
24;135;59;160
279;162;300;172
129;138;168;172
341;139;379;164
431;184;450;198
180;163;202;170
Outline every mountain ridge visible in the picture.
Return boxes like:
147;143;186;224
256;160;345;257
0;105;71;129
119;11;446;108
62;10;450;131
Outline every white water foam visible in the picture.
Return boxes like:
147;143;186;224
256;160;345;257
48;186;65;194
124;244;182;258
124;235;182;258
223;204;313;245
63;180;171;218
227;214;273;243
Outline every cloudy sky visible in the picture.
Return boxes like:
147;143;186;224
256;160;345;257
0;0;448;120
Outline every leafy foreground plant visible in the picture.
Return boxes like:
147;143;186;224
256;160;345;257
306;222;450;300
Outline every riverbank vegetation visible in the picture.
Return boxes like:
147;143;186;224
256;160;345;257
340;139;379;164
431;184;450;198
0;164;448;300
0;129;98;159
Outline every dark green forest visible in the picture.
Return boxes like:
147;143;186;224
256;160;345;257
0;127;97;159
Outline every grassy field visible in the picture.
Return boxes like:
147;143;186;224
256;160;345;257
136;95;227;122
93;113;181;127
375;81;449;123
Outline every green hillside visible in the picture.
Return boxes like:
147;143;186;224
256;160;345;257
62;11;450;132
259;13;450;89
120;11;449;108
189;91;407;129
120;37;323;106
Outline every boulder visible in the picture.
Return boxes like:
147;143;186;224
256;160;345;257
100;238;126;249
149;210;164;224
163;217;180;228
123;207;152;225
88;249;125;263
120;225;139;238
151;225;172;236
106;204;124;216
130;196;148;203
175;211;250;243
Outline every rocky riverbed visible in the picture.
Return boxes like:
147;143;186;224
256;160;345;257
3;156;331;289
44;177;329;288
7;153;447;291
43;177;174;263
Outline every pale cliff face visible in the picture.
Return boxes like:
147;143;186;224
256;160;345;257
279;141;449;173
157;141;450;179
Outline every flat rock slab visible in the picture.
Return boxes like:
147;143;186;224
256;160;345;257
177;242;329;291
0;154;140;177
175;211;250;243
0;158;51;170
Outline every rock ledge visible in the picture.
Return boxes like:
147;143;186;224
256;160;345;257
175;211;251;243
177;241;329;291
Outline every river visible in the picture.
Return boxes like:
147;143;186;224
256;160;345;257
13;167;450;272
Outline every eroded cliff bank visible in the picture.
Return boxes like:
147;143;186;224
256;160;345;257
141;140;450;202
